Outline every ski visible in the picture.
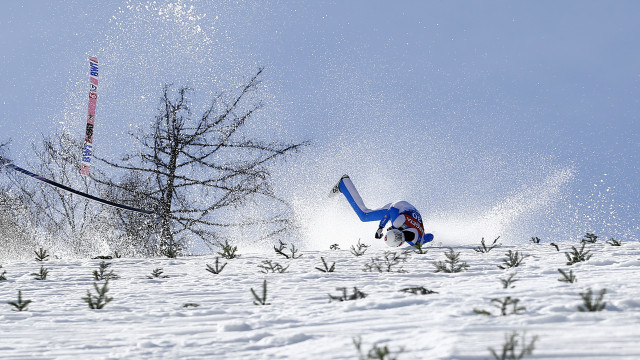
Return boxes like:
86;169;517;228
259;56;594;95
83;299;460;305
1;158;155;215
81;56;99;176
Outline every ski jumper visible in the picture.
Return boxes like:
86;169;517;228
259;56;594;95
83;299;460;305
335;176;433;246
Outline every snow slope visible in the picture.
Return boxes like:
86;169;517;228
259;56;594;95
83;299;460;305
1;240;640;359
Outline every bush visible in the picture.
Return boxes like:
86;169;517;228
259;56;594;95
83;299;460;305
350;239;370;257
274;240;302;259
315;257;336;273
206;257;228;274
557;269;577;283
93;261;120;281
363;250;410;273
31;265;49;280
8;290;31;312
217;239;240;259
565;243;592;265
251;280;270;305
489;331;538;360
433;248;469;273
329;287;368;302
474;236;500;253
258;260;289;273
34;247;49;261
497;250;528;270
578;288;606;312
147;268;169;279
353;336;404;360
83;281;113;309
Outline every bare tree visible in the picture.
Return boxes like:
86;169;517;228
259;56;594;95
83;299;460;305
7;132;112;256
98;68;308;255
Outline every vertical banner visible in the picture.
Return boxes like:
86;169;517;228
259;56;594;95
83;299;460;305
81;56;99;175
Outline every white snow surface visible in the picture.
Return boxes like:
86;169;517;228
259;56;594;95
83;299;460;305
1;241;640;359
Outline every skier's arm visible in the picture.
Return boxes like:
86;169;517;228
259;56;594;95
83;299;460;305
375;215;391;238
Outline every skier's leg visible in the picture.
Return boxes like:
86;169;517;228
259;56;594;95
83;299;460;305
338;176;389;222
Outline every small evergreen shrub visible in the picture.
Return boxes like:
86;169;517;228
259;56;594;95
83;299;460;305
497;250;528;269
489;331;538;360
353;336;404;360
492;296;526;316
606;238;622;246
412;242;428;255
147;268;169;279
363;250;410;273
93;261;120;281
83;281;113;309
565;243;592;265
581;232;598;244
549;243;560;252
160;239;181;258
251;280;270;305
34;247;49;261
399;286;437;295
217;239;240;259
350;239;370;257
433;248;469;273
206;257;228;274
274;240;302;259
315;257;336;273
557;269;577;283
329;287;368;302
530;237;541;244
475;297;526;316
0;265;7;281
258;260;289;273
330;244;340;250
578;288;606;312
8;290;32;312
500;272;519;289
31;265;49;280
182;303;200;308
474;236;500;253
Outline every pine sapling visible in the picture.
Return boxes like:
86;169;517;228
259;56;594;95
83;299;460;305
581;232;598;244
258;260;289;273
433;248;469;273
329;287;368;302
491;296;526;316
8;290;32;312
578;288;606;312
93;261;120;281
353;336;404;360
550;243;560;252
315;257;336;273
34;247;49;261
274;240;302;259
251;280;270;305
31;265;49;280
498;250;528;269
565;243;592;265
147;268;169;279
206;257;227;274
413;241;429;255
0;265;7;281
350;239;370;257
474;236;500;253
500;272;519;289
530;237;541;244
330;244;340;250
83;280;113;309
606;238;622;246
489;331;538;360
217;239;240;259
557;269;577;283
399;286;437;295
363;250;411;273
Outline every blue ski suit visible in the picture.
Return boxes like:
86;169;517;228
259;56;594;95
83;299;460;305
333;175;433;246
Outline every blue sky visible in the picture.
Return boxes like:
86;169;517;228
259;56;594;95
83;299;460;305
1;1;639;244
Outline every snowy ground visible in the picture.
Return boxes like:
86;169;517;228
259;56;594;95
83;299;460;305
1;240;640;359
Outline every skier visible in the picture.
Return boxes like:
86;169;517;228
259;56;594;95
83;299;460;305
329;174;434;248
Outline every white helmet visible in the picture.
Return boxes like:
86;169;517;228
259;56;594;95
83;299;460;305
384;228;405;247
